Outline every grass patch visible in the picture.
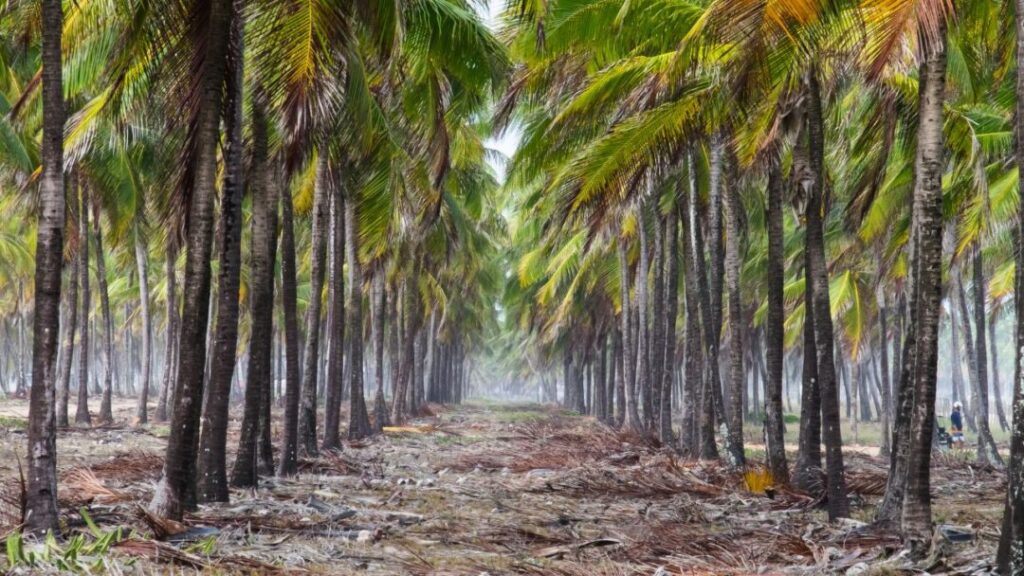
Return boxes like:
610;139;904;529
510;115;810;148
0;415;27;429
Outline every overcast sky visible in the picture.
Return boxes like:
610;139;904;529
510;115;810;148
477;0;521;181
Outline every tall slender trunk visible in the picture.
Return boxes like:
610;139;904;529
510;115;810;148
76;182;92;426
276;172;302;476
25;0;65;532
660;197;679;443
156;244;178;423
966;249;1002;465
393;274;420;423
134;221;153;425
636;201;652;428
722;149;745;467
949;296;972;428
148;0;233;521
998;0;1024;566
92;198;114;423
679;177;701;455
231;101;276;488
298;149;329;455
989;313;1010;432
196;5;245;501
650;211;666;431
617;235;641;431
806;67;847;518
57;193;80;428
346;182;372;439
764;156;788;484
878;301;892;457
323;172;346;449
900;25;947;546
371;272;389;432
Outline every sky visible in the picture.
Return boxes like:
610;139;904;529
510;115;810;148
476;0;522;181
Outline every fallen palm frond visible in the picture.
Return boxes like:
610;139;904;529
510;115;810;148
63;468;131;503
136;504;188;539
845;469;888;495
298;451;368;476
86;452;164;483
383;424;462;436
112;537;208;569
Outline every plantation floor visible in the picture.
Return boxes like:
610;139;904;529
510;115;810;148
0;399;1007;574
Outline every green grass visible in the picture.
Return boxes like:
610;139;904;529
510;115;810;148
0;416;27;429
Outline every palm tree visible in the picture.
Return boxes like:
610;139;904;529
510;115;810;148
24;0;65;534
298;147;329;455
75;182;92;426
197;0;246;502
763;153;789;485
149;0;235;521
232;98;276;488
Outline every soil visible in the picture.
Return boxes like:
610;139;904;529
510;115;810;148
0;399;1007;574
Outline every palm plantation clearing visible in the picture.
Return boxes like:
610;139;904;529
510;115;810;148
0;0;1023;573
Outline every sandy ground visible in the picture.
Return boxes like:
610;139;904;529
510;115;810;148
0;399;1008;574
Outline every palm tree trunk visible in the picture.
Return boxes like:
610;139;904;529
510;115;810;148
878;301;892;457
298;148;329;456
635;203;652;427
650;211;666;431
148;0;233;521
231;100;275;488
92;197;114;423
806;66;848;519
679;177;701;455
346;183;372;439
371;272;389;432
156;244;178;423
322;172;346;450
965;250;1002;465
76;181;92;426
689;151;722;460
134;221;152;425
276;169;302;476
722;149;746;467
198;12;246;500
660;197;679;444
997;0;1024;566
393;274;421;423
25;0;65;532
617;235;641;431
989;313;1009;432
900;25;947;546
57;194;80;429
764;155;789;484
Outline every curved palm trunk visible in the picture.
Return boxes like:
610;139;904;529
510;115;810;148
346;184;372;439
148;0;233;521
92;199;114;423
231;101;275;488
322;176;346;449
156;244;179;423
25;0;65;532
900;26;947;546
805;67;848;519
764;156;788;484
198;12;246;501
722;150;745;467
371;272;389;432
276;174;302;476
76;183;92;426
298;150;329;455
134;224;153;425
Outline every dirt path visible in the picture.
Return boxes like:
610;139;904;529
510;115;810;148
0;400;1007;574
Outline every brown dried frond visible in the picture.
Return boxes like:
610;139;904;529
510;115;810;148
63;468;130;503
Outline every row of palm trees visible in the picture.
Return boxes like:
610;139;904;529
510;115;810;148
6;0;1024;570
6;0;505;530
495;0;1024;568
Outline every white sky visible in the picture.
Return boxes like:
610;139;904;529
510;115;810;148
476;0;522;181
